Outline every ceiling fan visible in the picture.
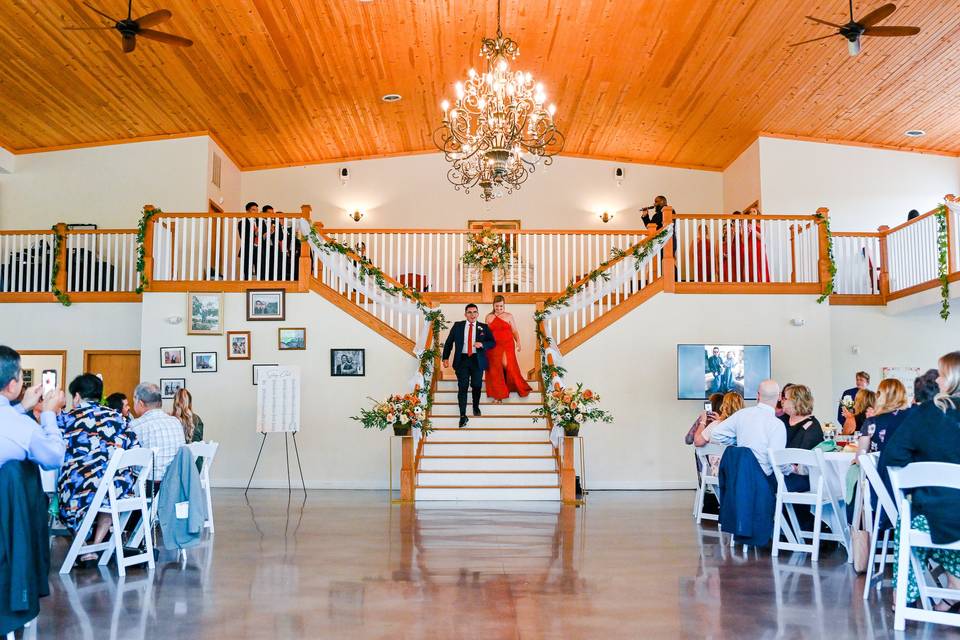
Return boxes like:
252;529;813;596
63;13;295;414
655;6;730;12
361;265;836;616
65;0;193;53
790;2;920;56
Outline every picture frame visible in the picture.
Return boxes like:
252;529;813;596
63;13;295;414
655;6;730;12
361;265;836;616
246;289;286;321
278;327;306;350
187;292;224;335
22;369;34;388
252;363;279;385
191;351;218;373
160;346;186;368
160;378;185;400
227;331;251;360
330;349;365;377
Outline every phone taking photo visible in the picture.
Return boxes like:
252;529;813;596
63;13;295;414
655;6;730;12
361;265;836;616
41;370;57;395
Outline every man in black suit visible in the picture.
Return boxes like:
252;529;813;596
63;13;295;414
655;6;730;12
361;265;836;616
640;195;670;229
442;303;496;427
237;201;263;280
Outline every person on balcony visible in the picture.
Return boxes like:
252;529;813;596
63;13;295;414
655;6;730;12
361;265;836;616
483;296;530;403
640;195;670;230
237;202;264;280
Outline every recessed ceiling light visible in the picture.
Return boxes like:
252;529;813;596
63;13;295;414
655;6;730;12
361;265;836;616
381;94;402;103
905;129;926;137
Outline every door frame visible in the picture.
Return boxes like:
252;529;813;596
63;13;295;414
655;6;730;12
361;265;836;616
18;350;68;389
83;349;141;372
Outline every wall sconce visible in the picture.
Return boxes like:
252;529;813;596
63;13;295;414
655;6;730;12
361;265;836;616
599;211;613;224
348;210;364;223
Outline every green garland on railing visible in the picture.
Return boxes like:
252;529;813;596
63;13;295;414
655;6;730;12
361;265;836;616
813;212;836;304
307;225;449;424
935;204;951;321
49;224;71;307
134;205;162;294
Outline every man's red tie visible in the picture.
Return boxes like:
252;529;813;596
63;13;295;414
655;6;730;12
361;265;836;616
467;322;474;355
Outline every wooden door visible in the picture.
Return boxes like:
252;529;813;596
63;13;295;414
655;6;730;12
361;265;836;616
83;350;141;400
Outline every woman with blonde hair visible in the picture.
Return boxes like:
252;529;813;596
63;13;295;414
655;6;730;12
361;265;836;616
842;388;875;435
781;384;823;450
483;295;531;402
171;388;204;443
881;351;960;610
693;391;743;447
857;379;909;457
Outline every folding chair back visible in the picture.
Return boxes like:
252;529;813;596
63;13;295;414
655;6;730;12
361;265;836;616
693;443;725;523
859;453;898;599
889;462;960;631
187;441;219;533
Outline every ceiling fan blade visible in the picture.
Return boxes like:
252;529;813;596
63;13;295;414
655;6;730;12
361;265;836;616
858;3;897;27
805;15;843;29
63;26;115;30
138;29;193;47
134;9;172;29
122;34;136;53
82;1;119;24
789;33;841;47
862;25;921;37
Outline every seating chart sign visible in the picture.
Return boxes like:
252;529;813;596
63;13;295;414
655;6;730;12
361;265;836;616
882;366;922;403
257;366;301;433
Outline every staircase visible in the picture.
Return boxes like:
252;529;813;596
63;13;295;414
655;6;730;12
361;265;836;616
416;379;561;500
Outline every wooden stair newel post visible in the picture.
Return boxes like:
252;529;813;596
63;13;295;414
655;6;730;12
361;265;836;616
877;225;891;303
660;206;676;293
141;209;155;291
561;436;576;504
400;436;415;502
298;204;313;293
480;222;494;303
54;223;68;297
815;207;831;298
559;504;576;570
946;195;957;274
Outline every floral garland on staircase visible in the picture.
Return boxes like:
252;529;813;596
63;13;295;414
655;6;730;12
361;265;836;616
49;224;71;307
813;211;836;304
935;204;951;321
134;205;162;294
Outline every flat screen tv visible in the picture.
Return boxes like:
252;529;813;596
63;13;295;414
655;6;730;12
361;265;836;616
677;344;772;400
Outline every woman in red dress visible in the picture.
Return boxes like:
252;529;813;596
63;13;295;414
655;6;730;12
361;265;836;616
484;295;531;402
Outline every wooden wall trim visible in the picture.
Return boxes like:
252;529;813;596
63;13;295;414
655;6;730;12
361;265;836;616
557;279;665;354
309;278;416;354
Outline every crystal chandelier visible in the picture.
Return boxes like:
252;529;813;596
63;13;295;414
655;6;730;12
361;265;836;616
433;0;564;201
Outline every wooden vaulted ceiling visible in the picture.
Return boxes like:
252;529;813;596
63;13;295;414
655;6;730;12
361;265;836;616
1;0;960;171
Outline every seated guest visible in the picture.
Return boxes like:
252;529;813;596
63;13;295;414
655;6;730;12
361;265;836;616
684;392;724;445
781;384;823;450
913;368;940;406
837;371;870;422
696;380;784;478
842;388;876;435
171;388;204;443
858;379;910;457
694;391;745;476
104;392;131;424
129;383;187;490
57;374;139;562
881;351;960;609
776;383;795;419
0;345;65;469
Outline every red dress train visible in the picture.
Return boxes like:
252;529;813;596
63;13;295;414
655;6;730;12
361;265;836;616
485;316;531;400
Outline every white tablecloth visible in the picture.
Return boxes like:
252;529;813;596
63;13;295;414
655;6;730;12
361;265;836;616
821;451;856;505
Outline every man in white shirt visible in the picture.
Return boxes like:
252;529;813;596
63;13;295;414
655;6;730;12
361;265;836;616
129;382;185;487
696;379;785;476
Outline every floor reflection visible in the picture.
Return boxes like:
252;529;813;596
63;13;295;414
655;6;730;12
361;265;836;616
34;490;960;639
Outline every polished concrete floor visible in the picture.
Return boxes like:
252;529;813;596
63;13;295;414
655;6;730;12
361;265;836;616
34;489;960;639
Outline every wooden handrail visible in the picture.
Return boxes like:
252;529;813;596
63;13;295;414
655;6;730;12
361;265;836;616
65;228;136;235
322;227;653;235
0;230;55;236
883;205;942;236
674;213;819;221
552;229;658;297
310;223;435;308
833;231;884;238
154;212;309;219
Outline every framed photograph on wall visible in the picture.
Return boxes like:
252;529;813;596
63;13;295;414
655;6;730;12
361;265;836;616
160;378;185;399
22;369;34;388
246;289;286;321
278;327;306;350
227;331;251;360
160;346;186;368
187;292;224;335
331;349;365;377
252;363;279;385
191;352;218;373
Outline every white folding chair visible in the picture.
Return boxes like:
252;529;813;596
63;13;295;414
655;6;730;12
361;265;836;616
693;443;726;523
859;453;899;599
187;441;219;534
889;462;960;631
769;448;850;563
59;447;156;576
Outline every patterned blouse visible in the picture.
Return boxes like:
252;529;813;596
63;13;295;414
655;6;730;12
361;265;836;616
57;402;140;533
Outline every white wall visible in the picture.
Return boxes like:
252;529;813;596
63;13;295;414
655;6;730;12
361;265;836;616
759;137;960;232
565;294;833;489
722;140;760;213
0;136;210;229
207;139;242;213
139;292;417;489
0;303;142;383
242;153;724;229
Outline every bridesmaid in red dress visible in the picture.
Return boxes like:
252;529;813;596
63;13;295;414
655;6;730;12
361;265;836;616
484;295;531;402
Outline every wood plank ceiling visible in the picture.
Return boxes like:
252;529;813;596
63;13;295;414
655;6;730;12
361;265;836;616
1;0;959;170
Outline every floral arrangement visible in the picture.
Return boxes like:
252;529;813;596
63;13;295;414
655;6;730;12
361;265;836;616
352;392;431;435
840;395;855;413
135;204;163;294
935;204;951;321
49;224;71;306
461;227;511;272
813;211;836;304
532;382;613;434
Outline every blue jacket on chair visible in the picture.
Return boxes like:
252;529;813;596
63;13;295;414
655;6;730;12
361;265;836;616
157;447;208;550
718;446;776;547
